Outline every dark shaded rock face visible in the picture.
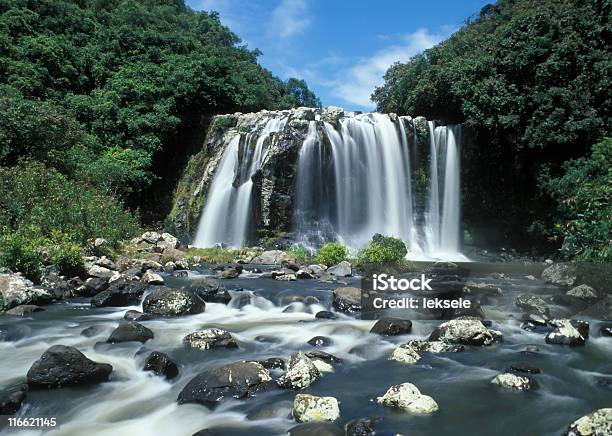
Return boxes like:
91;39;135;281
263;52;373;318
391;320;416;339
177;361;273;407
90;278;147;307
370;318;412;336
124;310;152;322
288;423;344;436
27;345;112;389
332;287;361;313
107;321;153;344
307;336;332;347
143;351;179;379
345;417;380;436
143;287;205;316
0;382;27;414
187;278;232;305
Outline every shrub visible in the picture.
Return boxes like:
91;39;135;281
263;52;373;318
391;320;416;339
316;242;347;266
287;244;311;263
51;242;85;278
0;229;44;283
358;235;408;264
540;137;612;261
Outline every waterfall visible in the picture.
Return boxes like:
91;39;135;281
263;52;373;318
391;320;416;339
194;109;466;261
193;116;286;248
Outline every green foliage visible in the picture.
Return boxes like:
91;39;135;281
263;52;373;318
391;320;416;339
50;239;85;277
357;235;408;264
0;0;319;208
316;242;347;267
183;247;262;264
287;244;311;263
540;138;612;261
0;162;141;248
0;228;45;283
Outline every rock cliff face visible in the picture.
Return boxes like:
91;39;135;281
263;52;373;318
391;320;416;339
169;107;435;247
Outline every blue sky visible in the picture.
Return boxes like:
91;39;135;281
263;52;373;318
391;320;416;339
186;0;490;111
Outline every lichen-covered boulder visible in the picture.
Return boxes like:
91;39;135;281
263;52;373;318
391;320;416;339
546;319;589;346
293;394;340;423
377;382;438;414
541;263;576;286
0;272;53;311
142;287;205;316
183;328;238;350
277;351;321;389
565;408;612;436
491;373;534;391
429;318;500;346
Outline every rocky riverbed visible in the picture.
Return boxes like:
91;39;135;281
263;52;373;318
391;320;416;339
0;240;610;435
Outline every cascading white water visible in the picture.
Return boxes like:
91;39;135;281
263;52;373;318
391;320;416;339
194;117;286;248
195;109;466;260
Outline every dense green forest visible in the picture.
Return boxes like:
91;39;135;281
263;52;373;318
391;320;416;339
373;0;611;260
0;0;320;268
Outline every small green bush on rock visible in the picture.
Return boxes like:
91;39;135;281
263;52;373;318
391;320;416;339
287;244;310;263
316;242;348;266
51;242;85;278
0;229;44;282
358;235;408;264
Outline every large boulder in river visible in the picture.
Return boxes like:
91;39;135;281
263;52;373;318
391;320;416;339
545;319;589;346
515;294;550;317
277;351;321;390
0;382;27;414
143;351;178;379
251;250;286;264
27;345;112;389
565;408;612;436
370;318;412;336
491;373;534;391
91;277;147;307
377;382;438;414
143;287;205;316
566;284;598;301
332;287;361;313
293;394;340;423
0;272;53;311
541;263;576;286
177;361;273;407
183;328;238;350
327;261;352;277
429;318;500;346
106;321;153;344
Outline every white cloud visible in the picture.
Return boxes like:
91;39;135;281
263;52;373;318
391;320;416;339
270;0;311;39
330;28;451;109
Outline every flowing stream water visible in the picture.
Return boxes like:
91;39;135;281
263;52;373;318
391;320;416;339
1;264;610;436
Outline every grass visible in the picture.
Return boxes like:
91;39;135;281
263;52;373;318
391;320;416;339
184;247;263;264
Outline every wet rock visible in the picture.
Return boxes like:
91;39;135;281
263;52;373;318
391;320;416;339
5;304;44;316
332;287;361;313
157;233;179;251
327;261;352;277
95;256;116;270
491;373;534;391
143;287;205;316
546;319;589;346
177;361;272;407
184;328;238;350
293;394;340;423
600;326;612;337
271;270;297;281
463;282;503;296
377;382;438;414
164;262;176;273
596;378;612;390
255;335;281;344
143;351;178;379
515;294;550;317
251;250;286;265
124;310;152;322
405;340;465;353
0;272;53;311
296;269;314;279
288;423;344;436
0;382;27;414
90;278;147;307
307;336;332;347
281;254;300;271
370;318;412;336
309;264;327;275
141;271;164;285
81;325;103;338
107;321;153;344
429;318;499;346
87;265;115;279
315;311;337;320
389;345;420;365
564;408;612;436
187;278;232;304
255;357;286;370
79;277;111;296
541;263;576;286
566;284;598;301
218;267;241;279
345;417;380;436
27;345;112;389
506;363;541;374
277;351;321;389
